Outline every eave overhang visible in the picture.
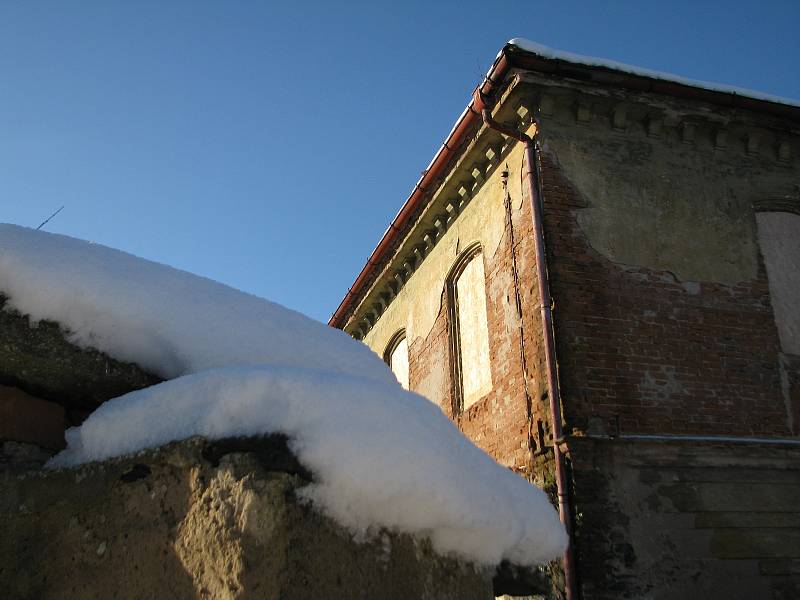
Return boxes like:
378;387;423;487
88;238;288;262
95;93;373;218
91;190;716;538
329;40;800;331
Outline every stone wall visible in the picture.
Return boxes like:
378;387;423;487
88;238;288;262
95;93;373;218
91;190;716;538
1;436;494;600
569;438;800;600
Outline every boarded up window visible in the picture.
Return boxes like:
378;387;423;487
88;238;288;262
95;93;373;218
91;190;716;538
385;332;409;390
449;246;492;410
756;212;800;355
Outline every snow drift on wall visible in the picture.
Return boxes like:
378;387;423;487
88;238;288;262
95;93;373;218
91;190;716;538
0;224;394;384
0;224;566;567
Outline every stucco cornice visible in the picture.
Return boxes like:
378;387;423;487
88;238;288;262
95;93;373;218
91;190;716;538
331;42;800;335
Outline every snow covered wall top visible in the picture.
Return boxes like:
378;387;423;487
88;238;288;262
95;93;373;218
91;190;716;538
508;38;800;109
0;224;567;567
0;224;395;384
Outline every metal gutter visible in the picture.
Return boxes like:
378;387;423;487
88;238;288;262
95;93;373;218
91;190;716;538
328;50;513;329
581;433;800;446
329;42;800;330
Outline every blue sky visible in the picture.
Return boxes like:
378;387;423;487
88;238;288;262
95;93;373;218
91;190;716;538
2;1;798;323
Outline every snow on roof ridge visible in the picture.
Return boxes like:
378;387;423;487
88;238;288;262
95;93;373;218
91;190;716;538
508;38;800;109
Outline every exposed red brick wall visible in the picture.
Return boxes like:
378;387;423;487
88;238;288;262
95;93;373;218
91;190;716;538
405;177;555;479
537;153;793;437
400;144;794;496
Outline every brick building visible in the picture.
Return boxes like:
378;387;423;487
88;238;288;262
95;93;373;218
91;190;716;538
330;40;800;600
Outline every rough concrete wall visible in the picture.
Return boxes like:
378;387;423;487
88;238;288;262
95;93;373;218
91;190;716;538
0;295;161;425
537;106;799;437
0;436;493;600
569;438;800;600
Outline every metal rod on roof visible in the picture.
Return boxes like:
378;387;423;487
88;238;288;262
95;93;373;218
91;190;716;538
36;206;65;230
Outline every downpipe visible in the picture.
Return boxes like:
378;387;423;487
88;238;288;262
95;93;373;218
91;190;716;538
476;91;578;600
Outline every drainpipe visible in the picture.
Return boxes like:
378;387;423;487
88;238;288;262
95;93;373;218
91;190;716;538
475;90;578;600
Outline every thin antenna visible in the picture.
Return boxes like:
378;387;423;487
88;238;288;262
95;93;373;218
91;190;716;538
36;205;65;230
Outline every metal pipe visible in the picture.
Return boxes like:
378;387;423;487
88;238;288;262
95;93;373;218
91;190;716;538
331;40;799;329
586;433;800;446
480;99;578;600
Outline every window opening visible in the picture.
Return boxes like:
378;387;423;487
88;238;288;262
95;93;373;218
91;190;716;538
384;330;410;390
447;244;493;412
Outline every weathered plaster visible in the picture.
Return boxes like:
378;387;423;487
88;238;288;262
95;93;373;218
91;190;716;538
343;67;800;600
535;90;797;286
545;134;759;284
363;141;527;385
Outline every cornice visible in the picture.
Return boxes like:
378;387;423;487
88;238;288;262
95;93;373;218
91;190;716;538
343;75;800;340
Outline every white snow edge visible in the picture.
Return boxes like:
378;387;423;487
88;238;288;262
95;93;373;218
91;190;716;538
0;224;567;567
508;38;800;109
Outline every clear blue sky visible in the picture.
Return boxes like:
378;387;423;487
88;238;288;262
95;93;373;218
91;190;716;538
2;1;798;323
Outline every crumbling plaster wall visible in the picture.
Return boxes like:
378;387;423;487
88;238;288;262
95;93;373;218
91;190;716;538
549;128;764;285
362;139;520;371
346;74;799;599
532;83;800;437
360;128;553;475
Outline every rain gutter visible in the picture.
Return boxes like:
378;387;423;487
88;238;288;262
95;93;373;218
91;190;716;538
328;48;513;329
475;89;578;600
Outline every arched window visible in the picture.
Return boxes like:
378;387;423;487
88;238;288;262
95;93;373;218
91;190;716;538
447;243;492;412
755;208;800;354
384;330;409;390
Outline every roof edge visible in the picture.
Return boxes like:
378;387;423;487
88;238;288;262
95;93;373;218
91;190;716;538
327;44;513;329
508;38;800;109
329;40;800;330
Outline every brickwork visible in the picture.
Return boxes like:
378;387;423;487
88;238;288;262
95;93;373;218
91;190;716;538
406;175;553;480
400;126;798;468
537;153;794;437
339;60;800;599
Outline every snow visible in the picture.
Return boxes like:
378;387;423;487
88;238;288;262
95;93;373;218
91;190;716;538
0;224;566;567
0;224;394;384
49;365;566;566
508;38;800;109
